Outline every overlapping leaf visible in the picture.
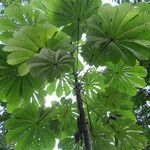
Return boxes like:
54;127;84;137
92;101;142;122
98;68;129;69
31;0;101;40
0;48;43;111
50;98;77;137
96;88;133;111
5;99;77;150
5;104;55;150
47;76;73;97
110;119;147;149
91;119;147;150
0;5;47;42
92;122;116;150
104;61;147;96
82;71;105;97
28;49;74;82
86;88;135;121
3;25;72;75
82;3;150;66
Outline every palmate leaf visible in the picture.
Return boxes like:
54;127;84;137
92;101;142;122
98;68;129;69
28;49;74;82
0;46;43;111
5;104;55;150
91;118;147;150
110;119;147;150
3;24;72;75
82;71;105;97
0;5;47;42
104;61;147;96
50;98;77;137
92;122;116;150
31;0;101;41
86;88;135;121
96;88;134;111
82;3;150;66
5;99;77;150
47;76;73;97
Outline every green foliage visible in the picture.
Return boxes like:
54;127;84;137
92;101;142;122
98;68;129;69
104;61;147;95
46;75;73;97
5;104;55;150
85;87;135;122
31;0;101;40
50;98;77;137
0;4;47;42
0;47;43;112
91;119;147;150
28;49;74;82
82;71;105;96
0;0;149;150
0;101;13;150
3;25;73;75
58;137;80;150
5;98;77;150
0;0;22;6
110;119;147;149
82;3;150;66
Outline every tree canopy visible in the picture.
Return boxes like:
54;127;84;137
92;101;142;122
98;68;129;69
0;0;149;150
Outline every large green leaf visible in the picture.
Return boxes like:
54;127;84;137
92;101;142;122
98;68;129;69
5;98;78;150
50;98;77;137
0;5;46;32
91;118;147;150
82;3;150;66
92;122;116;150
5;104;55;150
96;88;133;111
0;5;47;42
28;49;74;82
0;48;43;111
104;61;147;96
3;25;72;75
86;87;135;121
31;0;101;41
110;119;147;150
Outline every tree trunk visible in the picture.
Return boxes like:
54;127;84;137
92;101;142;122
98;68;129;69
73;18;92;150
74;72;93;150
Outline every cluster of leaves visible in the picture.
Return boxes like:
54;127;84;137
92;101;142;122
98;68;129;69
0;0;149;150
5;98;77;150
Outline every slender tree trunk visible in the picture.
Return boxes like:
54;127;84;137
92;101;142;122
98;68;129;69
73;71;93;150
72;18;92;150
